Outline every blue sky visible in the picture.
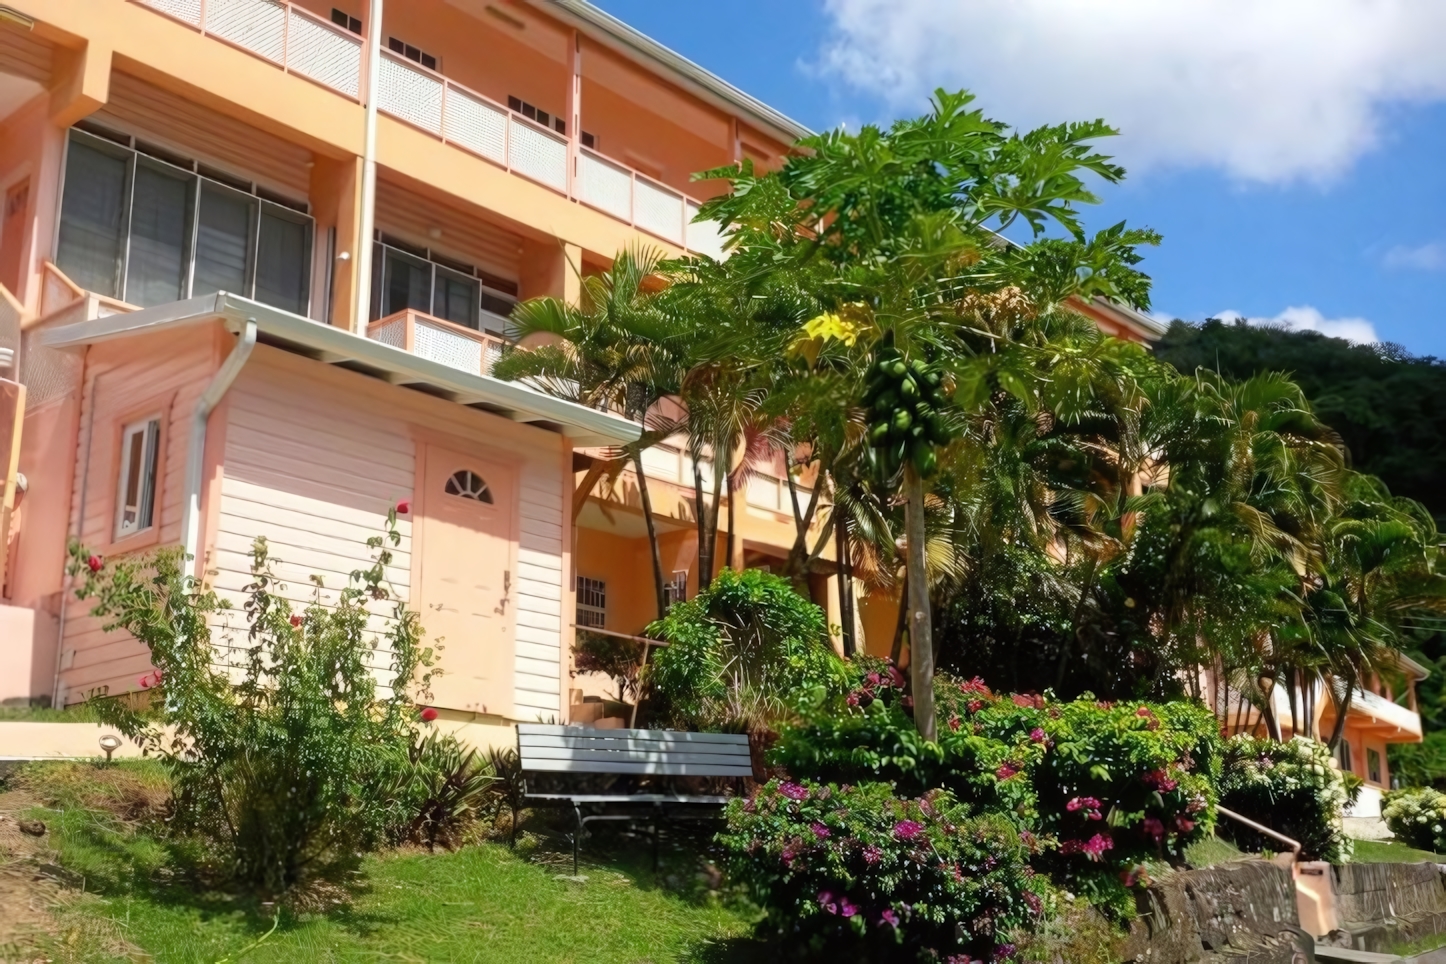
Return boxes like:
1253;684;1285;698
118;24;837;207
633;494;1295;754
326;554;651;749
596;0;1446;358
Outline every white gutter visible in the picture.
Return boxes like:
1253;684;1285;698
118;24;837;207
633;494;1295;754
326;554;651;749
352;0;384;334
179;318;256;577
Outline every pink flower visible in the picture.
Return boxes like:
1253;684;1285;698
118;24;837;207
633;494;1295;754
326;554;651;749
948;715;961;731
779;782;809;801
1023;892;1043;916
420;707;439;722
138;674;152;690
810;822;830;840
1067;796;1103;819
887;666;906;688
838;896;858;918
289;615;303;627
396;499;411;515
893;820;924;841
87;555;103;573
1142;817;1165;840
1174;816;1196;833
862;844;883;865
817;891;838;915
1061;834;1114;861
1029;727;1047;743
995;763;1019;781
1143;769;1178;792
845;691;861;707
880;908;900;928
967;699;984;713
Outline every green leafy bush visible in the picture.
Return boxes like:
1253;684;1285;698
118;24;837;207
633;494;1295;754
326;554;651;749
772;662;1220;915
396;731;496;850
1218;735;1358;863
572;628;645;702
646;567;844;730
719;778;1053;962
69;511;438;896
1382;787;1446;854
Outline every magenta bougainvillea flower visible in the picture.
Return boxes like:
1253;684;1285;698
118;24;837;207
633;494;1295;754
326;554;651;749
809;821;830;840
862;844;883;865
1143;769;1179;792
893;819;924;841
879;908;899;928
995;763;1019;781
779;781;810;801
1029;727;1047;743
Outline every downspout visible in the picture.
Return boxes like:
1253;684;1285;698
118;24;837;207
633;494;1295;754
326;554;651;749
180;319;257;577
352;0;384;334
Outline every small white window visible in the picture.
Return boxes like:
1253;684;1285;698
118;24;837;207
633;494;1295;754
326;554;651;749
115;418;161;539
577;576;606;629
445;469;493;503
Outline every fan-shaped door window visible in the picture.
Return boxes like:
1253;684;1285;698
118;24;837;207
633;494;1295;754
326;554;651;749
444;469;494;504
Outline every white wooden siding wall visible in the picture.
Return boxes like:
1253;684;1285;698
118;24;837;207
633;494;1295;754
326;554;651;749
514;459;564;719
213;364;413;682
215;350;566;719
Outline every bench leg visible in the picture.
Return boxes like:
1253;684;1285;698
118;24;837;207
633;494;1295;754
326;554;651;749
573;803;584;876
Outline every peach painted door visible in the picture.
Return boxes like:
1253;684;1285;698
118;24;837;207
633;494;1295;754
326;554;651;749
417;444;516;716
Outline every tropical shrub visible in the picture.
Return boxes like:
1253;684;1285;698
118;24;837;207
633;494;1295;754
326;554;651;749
1382;787;1446;854
1218;735;1358;863
720;778;1053;962
395;730;496;850
772;662;1220;915
572;628;645;702
68;510;438;896
646;567;844;730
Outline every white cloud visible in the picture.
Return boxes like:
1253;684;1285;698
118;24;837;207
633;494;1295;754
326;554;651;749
1383;242;1446;271
816;0;1446;183
1216;306;1378;343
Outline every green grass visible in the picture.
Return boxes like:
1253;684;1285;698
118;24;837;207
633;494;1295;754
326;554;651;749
1390;929;1446;958
1184;835;1249;868
0;703;106;723
1351;837;1446;864
10;762;766;964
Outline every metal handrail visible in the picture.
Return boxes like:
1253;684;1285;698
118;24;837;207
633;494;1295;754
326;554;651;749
1217;805;1303;862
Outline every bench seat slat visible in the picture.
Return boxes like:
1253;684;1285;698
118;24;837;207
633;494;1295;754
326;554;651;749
517;724;748;745
518;735;751;759
520;746;750;767
522;759;755;776
524;794;732;804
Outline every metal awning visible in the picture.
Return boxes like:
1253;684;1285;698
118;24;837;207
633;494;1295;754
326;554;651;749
39;293;642;448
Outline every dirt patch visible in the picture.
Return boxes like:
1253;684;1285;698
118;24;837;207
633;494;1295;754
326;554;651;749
0;787;70;960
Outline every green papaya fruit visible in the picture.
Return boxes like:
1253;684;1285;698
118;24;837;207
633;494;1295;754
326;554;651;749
924;371;941;388
889;359;908;379
875;389;898;412
910;358;929;376
899;377;919;400
912;445;937;476
891;409;913;434
869;422;891;445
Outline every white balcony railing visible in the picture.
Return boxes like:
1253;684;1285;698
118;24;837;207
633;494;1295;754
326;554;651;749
131;0;731;257
136;0;363;99
369;309;506;378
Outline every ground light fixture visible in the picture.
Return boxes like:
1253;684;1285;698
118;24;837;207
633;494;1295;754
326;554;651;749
98;734;123;762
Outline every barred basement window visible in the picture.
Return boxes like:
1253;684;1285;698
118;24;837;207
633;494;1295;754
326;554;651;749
1367;748;1381;784
445;470;493;503
577;576;606;629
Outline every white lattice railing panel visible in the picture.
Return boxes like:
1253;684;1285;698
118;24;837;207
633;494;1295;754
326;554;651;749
20;330;83;409
370;318;406;349
443;87;508;165
138;0;203;26
415;320;484;375
577;152;633;222
205;0;287;64
286;9;361;98
634;178;685;245
378;53;444;136
482;339;504;376
685;202;729;260
508;121;568;193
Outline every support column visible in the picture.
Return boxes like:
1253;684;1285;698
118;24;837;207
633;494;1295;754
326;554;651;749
49;40;111;129
311;155;364;328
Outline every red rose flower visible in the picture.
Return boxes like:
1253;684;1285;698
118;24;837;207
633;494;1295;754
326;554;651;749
420;706;439;722
289;615;302;627
87;555;103;573
396;500;411;515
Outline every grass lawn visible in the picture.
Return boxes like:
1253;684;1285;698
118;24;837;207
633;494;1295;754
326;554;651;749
1351;838;1446;864
2;762;766;964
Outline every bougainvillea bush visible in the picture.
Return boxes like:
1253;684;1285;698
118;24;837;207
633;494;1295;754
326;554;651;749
1219;735;1359;863
772;660;1221;914
720;779;1053;962
1382;787;1446;854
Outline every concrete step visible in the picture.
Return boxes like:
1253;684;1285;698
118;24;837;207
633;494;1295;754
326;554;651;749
1315;946;1404;962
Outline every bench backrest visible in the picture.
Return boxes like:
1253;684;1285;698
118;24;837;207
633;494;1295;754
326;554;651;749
516;724;753;777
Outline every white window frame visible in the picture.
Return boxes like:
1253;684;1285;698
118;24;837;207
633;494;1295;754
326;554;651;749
663;569;688;611
115;417;161;540
576;575;606;629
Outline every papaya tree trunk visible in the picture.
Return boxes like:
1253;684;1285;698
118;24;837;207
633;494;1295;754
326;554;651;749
836;516;856;658
904;464;936;741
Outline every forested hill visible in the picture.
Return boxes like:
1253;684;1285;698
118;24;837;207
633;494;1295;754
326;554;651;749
1155;319;1446;525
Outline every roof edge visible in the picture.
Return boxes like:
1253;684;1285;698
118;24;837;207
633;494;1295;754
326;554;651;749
40;295;643;447
534;0;812;145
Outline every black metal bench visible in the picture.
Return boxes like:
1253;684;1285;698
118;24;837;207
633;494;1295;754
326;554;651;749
516;723;753;874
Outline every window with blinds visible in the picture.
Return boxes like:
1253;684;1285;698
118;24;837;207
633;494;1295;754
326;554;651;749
56;127;313;314
371;234;518;334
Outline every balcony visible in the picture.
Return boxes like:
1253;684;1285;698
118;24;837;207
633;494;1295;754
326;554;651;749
131;0;729;257
368;309;505;378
